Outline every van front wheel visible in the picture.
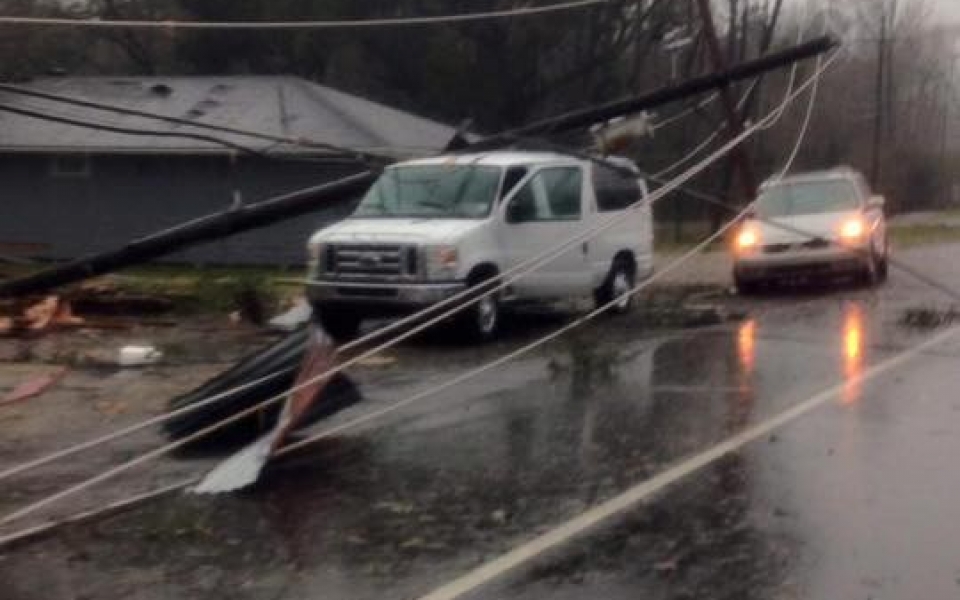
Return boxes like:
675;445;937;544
595;257;636;314
459;279;500;342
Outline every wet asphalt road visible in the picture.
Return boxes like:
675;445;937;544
5;248;960;600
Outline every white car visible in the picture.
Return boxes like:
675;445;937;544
732;167;888;292
306;151;654;341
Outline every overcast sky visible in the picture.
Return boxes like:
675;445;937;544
792;0;960;24
934;0;960;23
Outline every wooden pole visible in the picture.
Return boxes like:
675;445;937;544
693;0;758;205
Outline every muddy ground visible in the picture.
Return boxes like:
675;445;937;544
3;243;960;600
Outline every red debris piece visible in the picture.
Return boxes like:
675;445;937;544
0;296;85;336
1;367;68;407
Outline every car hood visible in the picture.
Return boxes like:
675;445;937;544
756;211;861;244
310;218;487;246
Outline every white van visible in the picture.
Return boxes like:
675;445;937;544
306;151;654;341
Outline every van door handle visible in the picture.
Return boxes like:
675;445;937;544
581;242;588;255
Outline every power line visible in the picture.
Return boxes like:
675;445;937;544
0;52;840;527
0;57;820;490
0;48;836;498
650;92;719;131
0;83;390;162
0;0;608;30
0;101;386;168
0;101;281;158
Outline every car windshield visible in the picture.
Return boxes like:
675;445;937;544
757;180;859;217
354;165;502;219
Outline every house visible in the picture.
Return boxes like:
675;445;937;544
0;76;458;265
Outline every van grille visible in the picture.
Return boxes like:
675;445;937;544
325;244;417;280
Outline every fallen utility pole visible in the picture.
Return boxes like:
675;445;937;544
465;35;837;149
0;36;836;299
0;171;378;298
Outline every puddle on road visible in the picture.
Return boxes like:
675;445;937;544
3;296;902;600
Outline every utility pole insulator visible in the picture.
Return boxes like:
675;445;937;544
590;112;655;154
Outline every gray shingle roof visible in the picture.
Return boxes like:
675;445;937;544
0;75;457;156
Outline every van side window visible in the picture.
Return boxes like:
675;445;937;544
506;167;581;223
542;168;582;219
593;163;641;211
507;176;550;222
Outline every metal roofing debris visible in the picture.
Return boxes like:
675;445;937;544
0;75;457;156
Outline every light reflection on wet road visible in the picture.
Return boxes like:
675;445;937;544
4;275;960;600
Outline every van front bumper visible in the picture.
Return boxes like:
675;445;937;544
306;279;467;314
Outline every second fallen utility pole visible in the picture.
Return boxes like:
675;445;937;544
871;12;887;188
694;0;758;206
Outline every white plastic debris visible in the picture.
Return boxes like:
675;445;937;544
118;345;163;367
191;430;280;494
268;298;313;332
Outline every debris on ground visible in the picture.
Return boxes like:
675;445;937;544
192;326;340;493
69;282;180;316
118;345;163;368
268;298;312;332
0;296;84;336
94;399;129;417
0;366;68;407
899;306;960;330
164;326;361;446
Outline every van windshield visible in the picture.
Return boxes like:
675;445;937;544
757;179;859;217
354;165;502;219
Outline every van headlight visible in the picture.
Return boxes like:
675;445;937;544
307;241;324;274
424;245;459;280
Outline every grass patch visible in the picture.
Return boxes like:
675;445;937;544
888;224;960;248
115;265;305;318
0;262;306;317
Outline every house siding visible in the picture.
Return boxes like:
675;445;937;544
0;153;361;266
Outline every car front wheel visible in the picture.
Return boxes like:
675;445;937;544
877;242;889;282
733;269;761;295
859;248;880;287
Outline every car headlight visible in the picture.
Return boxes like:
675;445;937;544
735;223;760;254
839;217;866;244
424;245;459;279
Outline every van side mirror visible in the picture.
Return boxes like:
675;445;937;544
867;195;885;210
